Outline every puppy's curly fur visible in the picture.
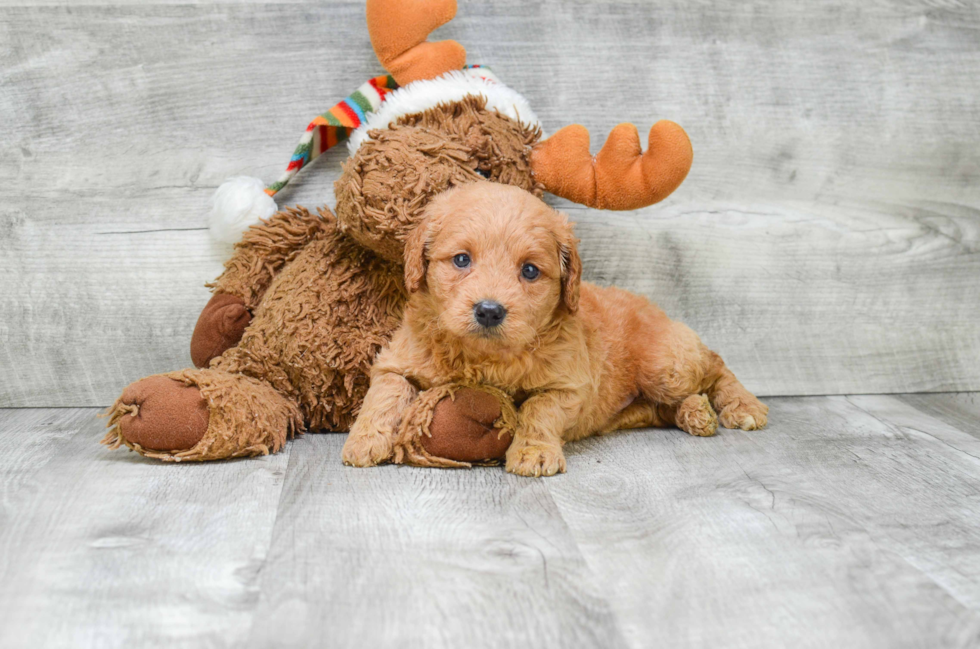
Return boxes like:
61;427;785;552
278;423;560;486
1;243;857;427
343;182;768;476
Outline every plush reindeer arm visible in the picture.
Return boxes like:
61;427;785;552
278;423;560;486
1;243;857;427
190;206;333;367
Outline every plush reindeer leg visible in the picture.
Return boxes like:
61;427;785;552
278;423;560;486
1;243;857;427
391;384;517;468
191;206;333;367
531;121;694;210
366;0;466;86
103;368;302;462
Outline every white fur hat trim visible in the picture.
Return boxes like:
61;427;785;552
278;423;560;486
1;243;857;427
347;68;542;154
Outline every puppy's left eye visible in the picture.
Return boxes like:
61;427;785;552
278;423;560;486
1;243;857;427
521;263;540;281
453;253;471;269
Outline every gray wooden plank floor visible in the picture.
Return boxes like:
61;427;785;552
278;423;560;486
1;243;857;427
3;394;980;648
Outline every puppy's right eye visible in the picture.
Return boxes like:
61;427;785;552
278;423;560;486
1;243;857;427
521;263;541;281
452;253;471;269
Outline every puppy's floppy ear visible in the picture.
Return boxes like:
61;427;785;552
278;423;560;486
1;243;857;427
404;215;431;293
405;187;459;293
556;215;582;313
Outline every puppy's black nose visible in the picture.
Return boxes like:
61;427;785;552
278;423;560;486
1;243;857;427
473;300;507;328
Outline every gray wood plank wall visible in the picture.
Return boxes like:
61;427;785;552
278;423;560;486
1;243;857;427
2;1;978;406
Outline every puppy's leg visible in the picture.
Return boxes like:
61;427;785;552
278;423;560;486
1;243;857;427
506;391;575;477
703;350;768;430
342;372;419;467
600;400;669;433
610;396;718;437
669;394;719;437
633;319;719;436
632;314;766;433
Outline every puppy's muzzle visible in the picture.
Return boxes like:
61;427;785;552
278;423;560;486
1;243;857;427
473;300;507;329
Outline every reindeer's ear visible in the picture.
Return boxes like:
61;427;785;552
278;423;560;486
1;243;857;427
404;217;432;294
556;217;582;314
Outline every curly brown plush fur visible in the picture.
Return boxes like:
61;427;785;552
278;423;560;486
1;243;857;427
105;102;538;462
211;207;407;433
335;96;542;262
209;206;332;310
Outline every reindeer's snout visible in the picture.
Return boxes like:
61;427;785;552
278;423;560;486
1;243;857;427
473;300;507;329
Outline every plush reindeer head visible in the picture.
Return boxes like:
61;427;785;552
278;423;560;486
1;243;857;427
332;0;693;264
334;95;543;263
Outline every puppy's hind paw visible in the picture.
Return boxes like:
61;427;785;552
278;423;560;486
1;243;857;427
506;443;566;477
342;430;394;467
719;397;769;431
676;394;718;437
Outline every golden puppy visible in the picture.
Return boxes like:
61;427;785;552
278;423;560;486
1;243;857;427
343;182;768;476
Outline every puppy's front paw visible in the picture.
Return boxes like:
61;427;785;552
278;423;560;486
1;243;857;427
506;444;566;477
342;430;393;467
719;397;769;431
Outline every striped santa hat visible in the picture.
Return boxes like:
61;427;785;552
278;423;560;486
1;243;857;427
209;65;540;243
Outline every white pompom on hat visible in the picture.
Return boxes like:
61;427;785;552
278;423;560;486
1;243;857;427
209;176;278;244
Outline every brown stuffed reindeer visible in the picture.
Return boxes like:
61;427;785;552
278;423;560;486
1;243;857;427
102;0;693;465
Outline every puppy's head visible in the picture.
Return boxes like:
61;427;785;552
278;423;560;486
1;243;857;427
404;182;581;352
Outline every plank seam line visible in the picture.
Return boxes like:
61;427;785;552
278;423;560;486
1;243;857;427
96;227;208;235
540;480;634;647
242;440;299;644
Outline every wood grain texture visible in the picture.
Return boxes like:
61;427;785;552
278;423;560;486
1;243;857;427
0;408;291;648
4;395;980;647
846;394;980;610
246;433;628;649
548;394;980;648
2;1;979;406
897;392;980;441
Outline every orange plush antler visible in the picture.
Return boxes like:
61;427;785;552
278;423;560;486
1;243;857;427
530;121;693;210
366;0;467;86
